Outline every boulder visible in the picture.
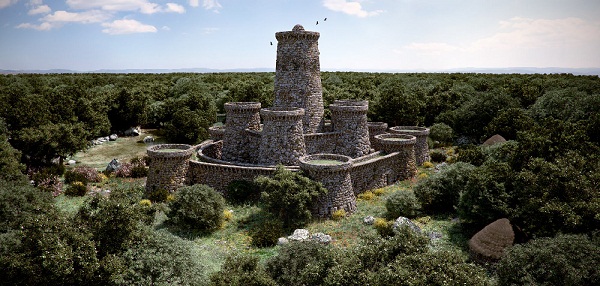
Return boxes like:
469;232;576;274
468;218;514;263
288;229;310;241
310;232;332;245
143;136;154;143
392;216;421;234
124;127;140;136
277;237;289;245
363;216;375;225
109;134;118;141
106;158;121;173
67;159;76;165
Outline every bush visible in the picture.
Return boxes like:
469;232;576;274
456;144;486;166
36;174;63;197
210;253;276;286
111;230;209;285
226;180;260;205
249;216;285;247
130;165;148;178
0;180;54;232
266;241;335;286
64;165;101;184
168;184;225;231
255;165;327;229
65;181;88;196
146;187;170;203
385;190;421;219
497;234;600;286
373;218;394;237
115;162;133;178
357;191;375;201
414;162;475;214
429;149;448;163
331;209;346;221
429;122;454;146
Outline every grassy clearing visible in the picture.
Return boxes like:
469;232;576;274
71;129;164;170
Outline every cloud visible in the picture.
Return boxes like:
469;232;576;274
16;22;53;30
323;0;383;18
0;0;18;9
28;4;51;15
66;0;161;14
42;10;112;23
165;3;185;13
101;19;157;34
189;0;199;7
202;27;218;34
202;0;221;11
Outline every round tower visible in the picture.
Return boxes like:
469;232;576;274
221;102;261;163
375;134;418;181
330;99;371;158
258;107;307;165
389;126;430;165
274;24;324;133
367;122;388;147
146;144;193;194
299;154;357;217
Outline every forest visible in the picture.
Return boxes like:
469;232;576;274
1;72;599;285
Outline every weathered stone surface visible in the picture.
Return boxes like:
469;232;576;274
469;218;514;263
67;159;76;165
145;144;193;193
310;232;332;245
124;127;140;136
277;237;289;245
143;136;154;143
363;216;375;225
106;158;120;172
288;229;310;241
389;126;430;165
392;216;421;234
109;134;118;141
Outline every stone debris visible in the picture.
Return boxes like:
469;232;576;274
143;136;154;143
392;216;421;234
280;229;333;245
363;215;375;225
106;158;121;173
288;229;310;241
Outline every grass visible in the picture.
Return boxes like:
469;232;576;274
307;159;345;165
71;129;164;170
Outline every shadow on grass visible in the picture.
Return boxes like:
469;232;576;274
156;219;216;240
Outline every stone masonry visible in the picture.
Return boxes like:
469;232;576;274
145;144;193;193
389;126;430;165
330;100;371;158
258;107;307;166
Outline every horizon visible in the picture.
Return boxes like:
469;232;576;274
1;1;599;72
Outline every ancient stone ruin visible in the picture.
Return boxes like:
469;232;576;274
146;24;430;217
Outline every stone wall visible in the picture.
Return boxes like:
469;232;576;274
375;134;418;181
388;126;430;165
258;107;307;165
350;152;395;194
330;100;371;158
274;24;324;133
367;122;388;147
188;160;280;193
304;132;340;154
221;102;261;163
145;144;193;193
299;154;357;217
208;125;225;141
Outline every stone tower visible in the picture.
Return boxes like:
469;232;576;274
331;99;371;158
258;107;307;165
221;102;261;163
274;24;324;133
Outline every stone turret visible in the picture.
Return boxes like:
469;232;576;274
389;126;430;165
146;144;193;194
331;100;371;158
299;154;357;217
375;134;417;181
274;24;324;133
258;107;307;165
221;102;261;163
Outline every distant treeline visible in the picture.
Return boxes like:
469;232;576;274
1;72;599;167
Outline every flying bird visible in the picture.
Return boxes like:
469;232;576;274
270;41;273;45
316;21;319;25
324;18;327;21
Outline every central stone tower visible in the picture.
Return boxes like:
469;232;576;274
274;24;324;133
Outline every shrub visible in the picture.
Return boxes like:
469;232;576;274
497;234;600;286
210;253;276;286
266;241;335;286
130;165;148;178
0;180;54;232
139;199;152;207
356;228;429;269
226;180;260;205
249;216;285;247
373;188;386;196
429;149;447;163
414;162;475;214
456;144;486;166
255;165;327;229
223;209;234;222
64;165;101;184
373;218;394;237
385;190;421;219
331;209;346;221
422;160;435;168
146;187;170;203
112;230;209;285
168;184;225;231
357;191;375;201
65;181;88;196
115;162;133;178
36;174;63;197
429;122;454;147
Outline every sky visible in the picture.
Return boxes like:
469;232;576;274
1;0;599;71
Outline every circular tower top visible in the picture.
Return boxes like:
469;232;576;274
292;24;305;31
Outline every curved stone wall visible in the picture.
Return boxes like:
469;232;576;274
258;107;307;165
388;126;430;165
330;100;371;158
299;154;357;217
221;102;261;163
208;125;225;141
274;24;324;133
146;144;193;193
367;122;388;148
375;134;418;181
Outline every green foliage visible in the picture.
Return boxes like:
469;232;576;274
266;241;336;286
385;190;421;219
373;218;395;237
456;144;486;166
65;181;88;197
497;234;600;285
226;179;261;205
371;78;425;126
111;230;209;285
168;184;225;231
64;165;101;184
429;122;454;147
414;162;476;214
429;149;448;162
249;215;285;247
146;187;170;203
255;165;327;229
0;119;27;183
484;107;533;140
210;253;276;286
0;180;54;233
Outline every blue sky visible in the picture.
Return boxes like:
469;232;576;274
1;0;599;71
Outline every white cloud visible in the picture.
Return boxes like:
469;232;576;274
28;4;50;15
202;0;221;11
165;3;185;13
66;0;161;14
42;10;112;23
189;0;199;7
0;0;19;9
202;27;218;34
16;22;53;30
101;19;157;35
323;0;383;18
161;25;170;31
